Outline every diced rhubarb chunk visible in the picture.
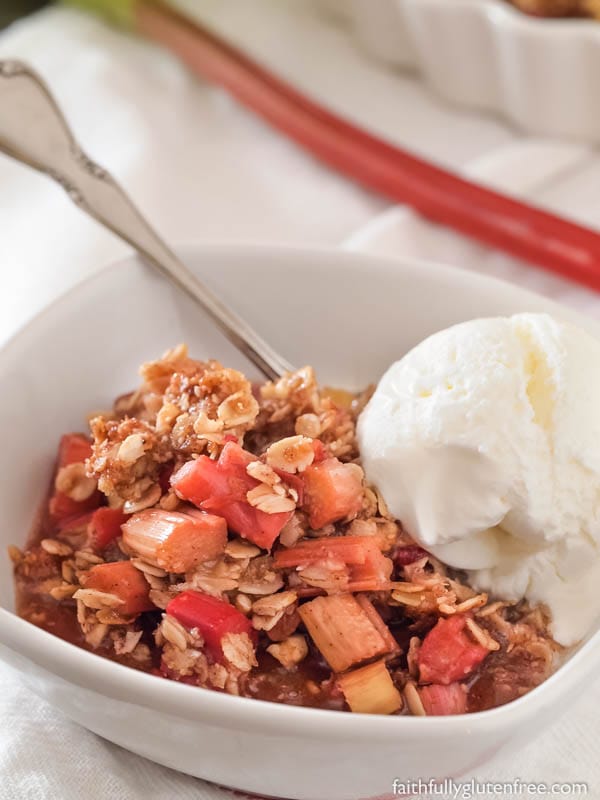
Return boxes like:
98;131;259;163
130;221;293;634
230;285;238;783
337;659;402;715
171;441;292;549
171;454;226;506
84;561;154;617
274;535;378;568
167;590;256;663
122;508;227;573
208;497;291;551
217;438;254;471
56;511;94;534
418;615;489;685
50;433;101;523
347;547;393;592
355;595;399;654
301;458;363;530
58;433;93;467
49;489;101;523
311;439;327;463
418;682;467;716
274;536;392;592
298;593;393;672
87;508;129;551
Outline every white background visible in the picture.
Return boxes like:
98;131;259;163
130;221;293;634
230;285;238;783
0;1;598;798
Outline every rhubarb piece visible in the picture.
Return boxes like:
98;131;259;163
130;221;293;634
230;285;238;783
337;659;402;715
274;535;381;568
122;508;227;573
301;458;363;529
418;615;489;685
87;508;129;551
50;433;101;523
84;561;154;617
311;439;327;463
56;511;94;534
418;682;467;716
49;487;101;523
167;590;256;663
171;441;292;549
355;595;399;654
57;433;93;467
274;536;392;592
298;593;393;672
347;546;393;592
135;0;600;296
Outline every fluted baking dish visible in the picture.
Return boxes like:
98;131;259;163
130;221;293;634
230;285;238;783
319;0;600;142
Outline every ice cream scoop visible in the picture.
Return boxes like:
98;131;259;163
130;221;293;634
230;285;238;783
358;312;600;646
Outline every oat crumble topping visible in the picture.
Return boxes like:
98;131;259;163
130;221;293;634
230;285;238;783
12;346;561;716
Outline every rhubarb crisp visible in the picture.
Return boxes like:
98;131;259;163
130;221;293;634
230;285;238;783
12;346;560;716
507;0;600;17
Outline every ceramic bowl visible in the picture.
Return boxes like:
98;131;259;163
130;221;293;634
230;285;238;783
1;244;598;800
317;0;600;143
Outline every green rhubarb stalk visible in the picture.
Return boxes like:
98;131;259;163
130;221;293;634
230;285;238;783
62;0;138;28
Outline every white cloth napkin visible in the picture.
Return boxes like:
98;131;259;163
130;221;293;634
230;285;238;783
1;2;599;798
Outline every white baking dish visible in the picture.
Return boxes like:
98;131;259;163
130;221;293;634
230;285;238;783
318;0;600;142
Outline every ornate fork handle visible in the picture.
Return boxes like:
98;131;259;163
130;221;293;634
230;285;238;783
0;60;293;380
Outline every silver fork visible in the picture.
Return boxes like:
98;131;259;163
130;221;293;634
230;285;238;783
0;60;294;380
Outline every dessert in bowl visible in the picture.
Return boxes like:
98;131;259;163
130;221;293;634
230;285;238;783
508;0;600;17
1;244;600;800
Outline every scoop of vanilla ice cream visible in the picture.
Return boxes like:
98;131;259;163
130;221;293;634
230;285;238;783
357;312;600;646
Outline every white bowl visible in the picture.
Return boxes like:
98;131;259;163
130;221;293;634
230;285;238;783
318;0;600;143
1;244;599;800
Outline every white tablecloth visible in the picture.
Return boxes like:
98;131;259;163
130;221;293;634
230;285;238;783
1;3;598;798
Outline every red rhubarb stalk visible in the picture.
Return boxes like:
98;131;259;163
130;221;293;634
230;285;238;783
136;2;600;292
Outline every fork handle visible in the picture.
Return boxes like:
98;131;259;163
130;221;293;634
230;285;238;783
0;60;293;380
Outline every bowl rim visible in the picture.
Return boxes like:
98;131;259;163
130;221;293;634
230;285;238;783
2;241;599;739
